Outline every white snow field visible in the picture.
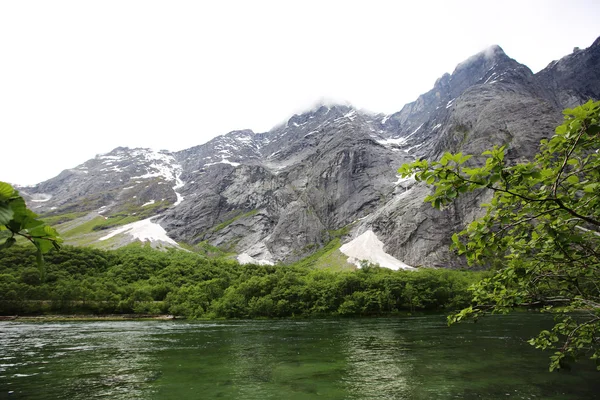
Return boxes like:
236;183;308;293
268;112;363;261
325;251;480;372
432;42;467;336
99;217;179;247
340;230;414;270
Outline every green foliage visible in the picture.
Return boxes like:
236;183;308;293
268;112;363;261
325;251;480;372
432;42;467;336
90;214;143;231
292;238;350;270
186;241;231;258
399;100;600;371
0;181;62;268
287;225;355;270
0;244;483;318
40;211;89;226
60;216;107;238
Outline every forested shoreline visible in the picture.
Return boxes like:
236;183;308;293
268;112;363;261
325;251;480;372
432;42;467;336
0;245;484;318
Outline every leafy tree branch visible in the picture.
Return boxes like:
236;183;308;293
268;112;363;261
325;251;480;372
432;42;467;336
0;181;62;271
399;100;600;371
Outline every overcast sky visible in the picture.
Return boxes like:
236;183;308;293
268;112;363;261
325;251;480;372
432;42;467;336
1;0;599;185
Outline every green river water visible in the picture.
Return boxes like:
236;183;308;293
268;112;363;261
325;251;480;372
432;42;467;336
0;314;598;399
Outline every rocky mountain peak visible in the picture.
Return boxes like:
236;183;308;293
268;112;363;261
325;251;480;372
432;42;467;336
449;44;529;94
534;37;600;109
454;44;507;69
224;129;255;139
378;43;537;160
284;104;354;127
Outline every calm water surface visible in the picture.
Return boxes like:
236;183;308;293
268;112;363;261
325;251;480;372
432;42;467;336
0;314;598;399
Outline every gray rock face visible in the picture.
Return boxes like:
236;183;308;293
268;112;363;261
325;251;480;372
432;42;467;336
22;37;600;267
161;105;411;263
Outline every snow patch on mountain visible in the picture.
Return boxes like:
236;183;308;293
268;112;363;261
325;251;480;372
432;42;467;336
340;230;414;270
173;171;185;206
237;253;274;266
99;217;179;246
377;136;408;146
205;156;240;167
130;152;179;181
344;110;357;120
377;123;424;148
99;155;124;161
406;123;424;138
30;194;52;203
100;166;125;173
118;149;185;205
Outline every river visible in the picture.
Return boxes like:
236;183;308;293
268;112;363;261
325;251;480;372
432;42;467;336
0;314;598;399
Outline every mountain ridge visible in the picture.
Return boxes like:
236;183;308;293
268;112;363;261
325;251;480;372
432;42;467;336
18;37;600;269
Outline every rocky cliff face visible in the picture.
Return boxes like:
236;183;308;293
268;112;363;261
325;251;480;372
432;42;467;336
162;105;412;263
20;37;600;267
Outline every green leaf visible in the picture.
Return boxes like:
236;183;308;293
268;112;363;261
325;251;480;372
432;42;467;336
8;197;28;220
440;153;450;166
459;154;472;164
452;233;459;244
33;238;55;254
22;218;45;231
0;182;15;201
0;203;14;225
583;183;599;193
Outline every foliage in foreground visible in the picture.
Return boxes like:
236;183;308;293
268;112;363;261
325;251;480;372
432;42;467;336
0;244;482;318
399;100;600;371
0;182;62;269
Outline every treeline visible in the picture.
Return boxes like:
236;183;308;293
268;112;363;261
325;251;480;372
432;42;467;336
0;245;485;318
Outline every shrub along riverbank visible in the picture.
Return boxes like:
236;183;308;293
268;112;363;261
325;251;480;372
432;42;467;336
0;245;485;318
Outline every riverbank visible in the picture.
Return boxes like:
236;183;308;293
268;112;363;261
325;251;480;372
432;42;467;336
0;314;176;322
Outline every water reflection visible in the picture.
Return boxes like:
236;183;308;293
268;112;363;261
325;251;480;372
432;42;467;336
0;322;160;399
225;321;347;399
229;322;279;398
341;320;413;399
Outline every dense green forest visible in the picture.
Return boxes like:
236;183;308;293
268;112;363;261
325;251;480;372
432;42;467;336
0;244;484;318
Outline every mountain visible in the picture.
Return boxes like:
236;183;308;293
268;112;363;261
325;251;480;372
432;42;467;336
19;38;600;268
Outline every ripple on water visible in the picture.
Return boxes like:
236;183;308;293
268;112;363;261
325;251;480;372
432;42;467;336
1;316;599;400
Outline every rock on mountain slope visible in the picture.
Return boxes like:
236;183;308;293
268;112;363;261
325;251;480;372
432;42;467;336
20;37;600;268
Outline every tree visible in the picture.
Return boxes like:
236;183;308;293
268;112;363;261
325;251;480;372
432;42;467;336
399;100;600;371
0;181;62;270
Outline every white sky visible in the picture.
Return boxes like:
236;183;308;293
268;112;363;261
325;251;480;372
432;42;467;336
1;0;599;185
